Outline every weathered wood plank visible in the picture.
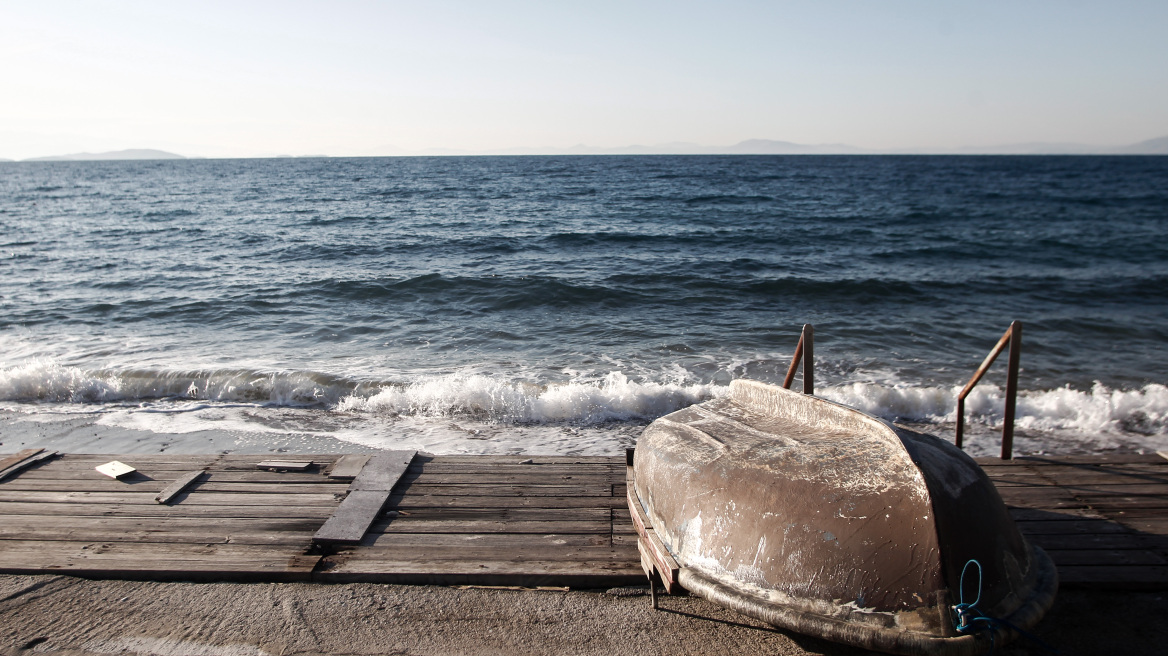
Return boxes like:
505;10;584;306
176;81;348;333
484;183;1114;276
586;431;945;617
1008;507;1107;521
0;450;58;482
392;495;630;510
331;544;636;562
313;560;642;587
0;449;43;472
0;479;348;494
371;519;613;535
979;454;1167;465
313;452;416;545
374;507;612;522
358;532;615;549
1045;549;1167;566
328;454;370;480
391;484;616;497
1009;518;1132;535
0;539;320;576
407;463;622;475
0;501;335;519
9;469;341;485
1056;565;1168;588
155;470;206;504
350;451;417;491
0;515;323;545
396;472;622;486
0;490;341;507
1027;533;1168;551
313;490;392;545
256;460;314;471
419;455;620;464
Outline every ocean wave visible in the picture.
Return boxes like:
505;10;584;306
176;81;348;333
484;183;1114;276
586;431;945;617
0;363;719;424
2;361;1165;438
337;372;720;423
0;362;362;407
819;381;1168;436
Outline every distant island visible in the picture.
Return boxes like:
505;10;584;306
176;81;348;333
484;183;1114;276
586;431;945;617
22;149;186;162
10;136;1168;161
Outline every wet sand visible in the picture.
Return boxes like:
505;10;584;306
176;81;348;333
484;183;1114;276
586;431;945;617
0;575;1165;656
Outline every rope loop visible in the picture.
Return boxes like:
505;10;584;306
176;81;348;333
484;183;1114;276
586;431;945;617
950;559;1060;655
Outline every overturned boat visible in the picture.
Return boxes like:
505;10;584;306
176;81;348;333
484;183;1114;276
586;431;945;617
628;379;1056;655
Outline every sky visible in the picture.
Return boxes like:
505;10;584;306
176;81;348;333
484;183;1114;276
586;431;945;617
2;0;1167;159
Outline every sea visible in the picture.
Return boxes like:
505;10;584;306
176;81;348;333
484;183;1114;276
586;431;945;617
1;155;1166;457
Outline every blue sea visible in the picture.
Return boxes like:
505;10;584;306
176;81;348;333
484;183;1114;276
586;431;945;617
1;155;1166;456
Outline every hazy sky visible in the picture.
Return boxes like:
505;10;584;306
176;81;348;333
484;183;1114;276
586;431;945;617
2;1;1166;158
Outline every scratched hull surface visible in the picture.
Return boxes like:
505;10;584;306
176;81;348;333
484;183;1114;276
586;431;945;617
632;380;1056;655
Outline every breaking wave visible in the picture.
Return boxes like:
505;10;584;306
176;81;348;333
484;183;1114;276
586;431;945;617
2;361;1165;440
0;362;719;425
820;381;1168;437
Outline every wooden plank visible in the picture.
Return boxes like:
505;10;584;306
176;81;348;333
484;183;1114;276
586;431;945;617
8;469;339;484
1056;565;1168;589
332;544;635;562
255;460;314;471
371;519;613;535
0;490;341;507
376;507;612;521
328;454;370;480
155;470;206;504
313;490;394;545
392;495;629;510
0;450;58;482
360;533;616;549
625;466;680;592
396;472;621;486
1008;507;1107;521
0;449;43;472
0;501;336;519
1045;549;1167;566
982;454;1168;465
419;455;620;464
406;463;622;474
349;451;417;491
1010;518;1131;535
314;560;642;587
1027;533;1168;551
313;452;417;545
0;540;320;581
1057;484;1168;496
392;484;615;497
0;515;324;545
0;479;347;494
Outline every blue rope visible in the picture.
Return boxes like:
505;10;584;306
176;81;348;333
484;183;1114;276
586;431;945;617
951;559;1060;655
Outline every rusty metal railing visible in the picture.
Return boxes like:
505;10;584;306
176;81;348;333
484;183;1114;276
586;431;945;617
782;324;814;395
956;320;1022;460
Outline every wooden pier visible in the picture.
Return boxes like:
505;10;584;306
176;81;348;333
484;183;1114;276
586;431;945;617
0;450;1165;589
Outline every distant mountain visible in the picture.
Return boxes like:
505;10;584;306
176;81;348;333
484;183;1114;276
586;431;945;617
24;149;185;161
723;139;865;154
1112;136;1168;154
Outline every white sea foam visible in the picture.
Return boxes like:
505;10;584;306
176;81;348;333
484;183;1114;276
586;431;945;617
3;361;1166;454
819;381;1168;437
0;361;357;406
337;371;723;423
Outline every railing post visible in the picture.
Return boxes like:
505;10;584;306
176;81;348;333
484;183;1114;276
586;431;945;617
955;321;1022;460
802;324;814;395
782;324;814;395
1001;321;1021;460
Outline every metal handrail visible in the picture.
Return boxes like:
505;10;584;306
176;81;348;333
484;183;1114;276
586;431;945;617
782;324;814;395
956;320;1022;460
